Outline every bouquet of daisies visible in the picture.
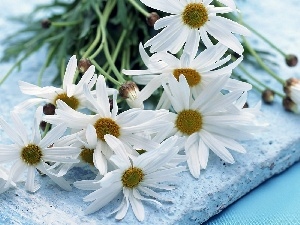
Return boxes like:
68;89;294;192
0;0;265;222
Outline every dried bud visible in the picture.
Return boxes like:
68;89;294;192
262;89;275;104
41;19;51;29
283;77;300;95
43;103;56;115
285;54;298;67
78;58;92;73
282;96;298;113
146;12;160;27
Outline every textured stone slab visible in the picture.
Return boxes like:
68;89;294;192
0;0;300;224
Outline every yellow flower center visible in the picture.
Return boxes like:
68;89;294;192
21;144;43;165
80;147;94;165
176;109;203;135
54;93;80;110
182;3;208;29
173;68;201;87
122;167;144;188
94;118;121;141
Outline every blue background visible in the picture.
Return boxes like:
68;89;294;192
205;162;300;224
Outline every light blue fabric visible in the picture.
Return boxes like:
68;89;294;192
205;162;300;225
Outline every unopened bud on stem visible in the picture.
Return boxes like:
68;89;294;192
43;103;56;115
282;96;298;113
285;54;298;67
146;12;160;27
41;19;51;29
78;58;92;73
262;89;275;104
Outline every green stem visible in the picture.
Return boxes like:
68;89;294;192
81;22;102;59
242;23;287;57
107;29;128;75
127;0;150;17
242;36;285;85
93;2;125;83
42;123;51;138
51;20;81;26
37;45;57;86
0;53;29;85
237;63;284;98
90;59;121;86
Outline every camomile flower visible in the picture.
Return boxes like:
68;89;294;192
123;43;251;109
162;74;260;178
0;107;80;193
14;55;97;112
140;0;250;54
74;134;186;221
44;75;173;175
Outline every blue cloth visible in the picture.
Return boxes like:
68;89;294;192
205;162;300;224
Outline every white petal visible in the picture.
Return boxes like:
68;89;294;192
104;135;131;165
63;55;77;90
200;130;234;163
94;143;108;174
128;189;145;221
25;166;39;192
39;124;67;149
86;124;98;148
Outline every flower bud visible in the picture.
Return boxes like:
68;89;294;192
282;96;298;113
119;81;139;99
41;19;51;29
146;12;160;27
119;81;143;109
285;54;298;67
262;89;275;104
283;77;300;95
43;103;56;115
78;58;92;73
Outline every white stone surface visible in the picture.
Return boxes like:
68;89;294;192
0;1;299;224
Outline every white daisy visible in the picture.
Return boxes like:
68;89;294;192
162;74;259;178
74;134;186;221
44;75;173;175
14;55;97;112
123;43;251;108
0;107;80;193
140;0;250;54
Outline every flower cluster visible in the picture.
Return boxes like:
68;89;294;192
0;0;264;222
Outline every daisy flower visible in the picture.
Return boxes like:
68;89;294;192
123;43;251;108
0;107;80;193
14;55;97;112
140;0;250;54
74;134;186;221
44;75;173;175
162;74;259;178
